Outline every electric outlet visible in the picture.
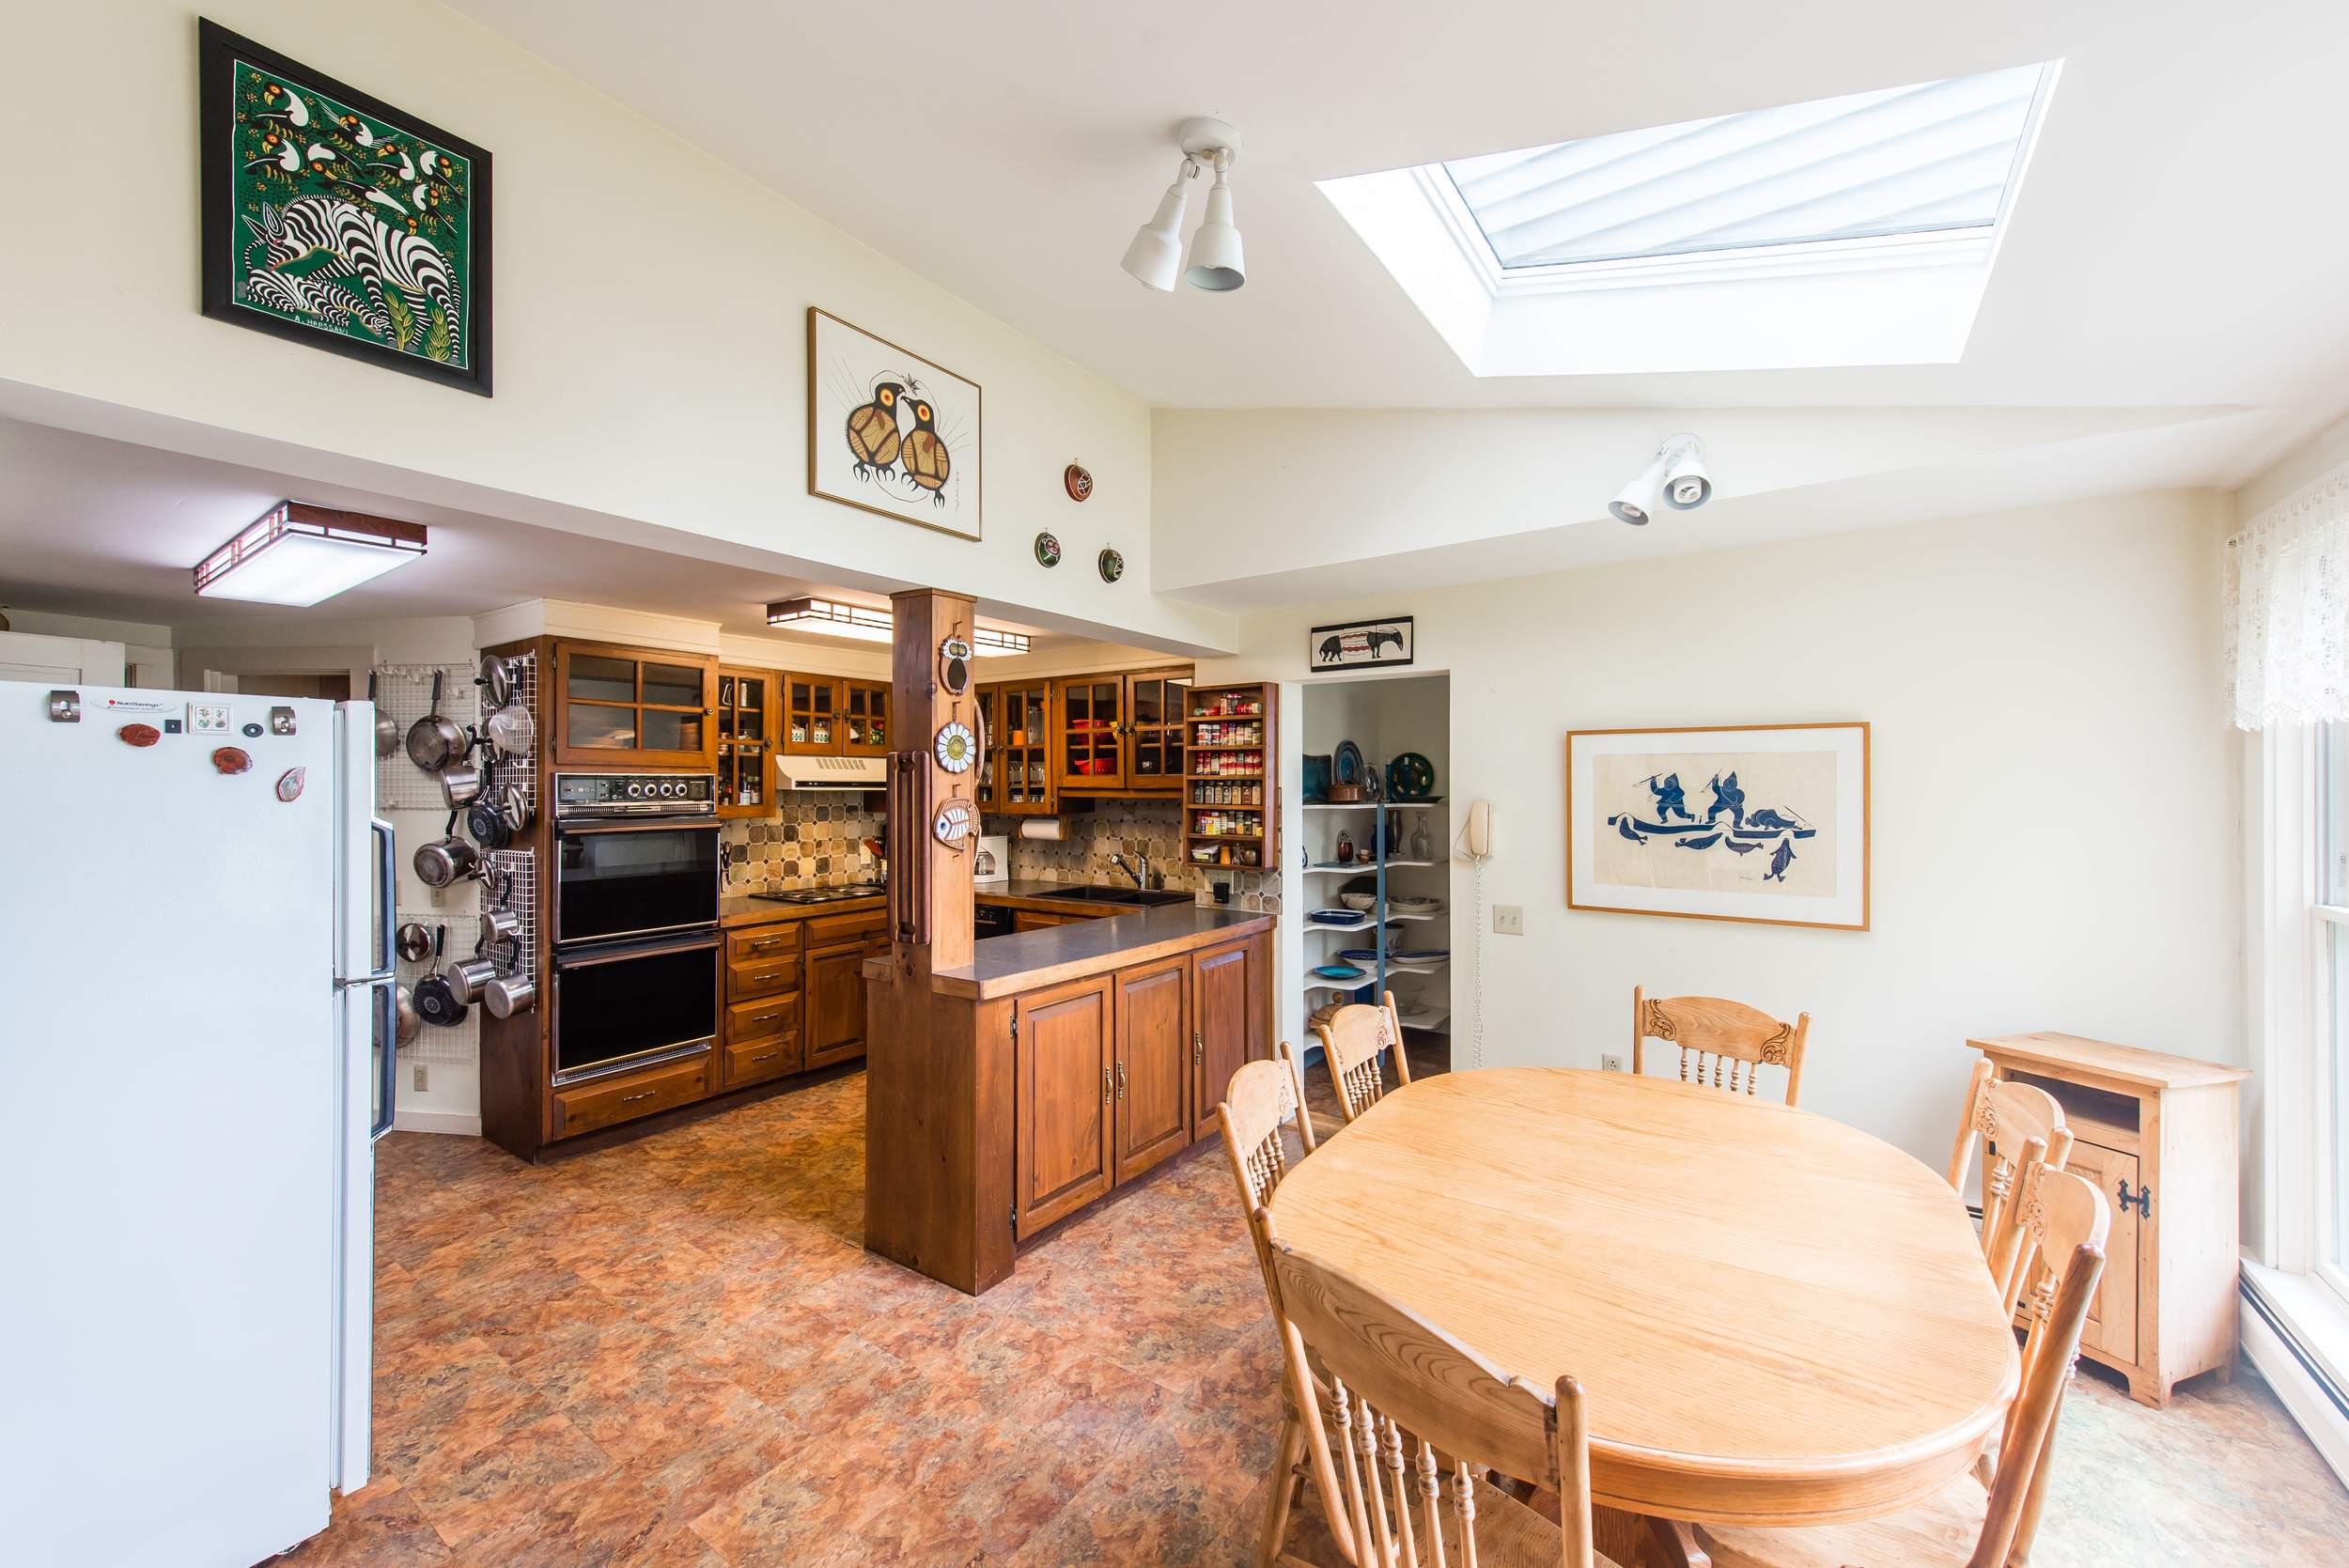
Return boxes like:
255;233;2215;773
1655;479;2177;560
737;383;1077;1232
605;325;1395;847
1600;1054;1626;1074
429;884;447;908
412;1063;428;1093
1493;904;1524;935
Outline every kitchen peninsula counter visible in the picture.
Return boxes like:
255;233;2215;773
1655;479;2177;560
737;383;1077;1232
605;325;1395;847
926;903;1271;1000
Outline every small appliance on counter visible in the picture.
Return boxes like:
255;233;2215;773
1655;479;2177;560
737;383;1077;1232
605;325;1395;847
973;833;1009;885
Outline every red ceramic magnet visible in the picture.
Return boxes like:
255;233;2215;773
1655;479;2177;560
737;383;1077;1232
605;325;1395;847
117;723;161;748
212;746;253;776
275;767;307;802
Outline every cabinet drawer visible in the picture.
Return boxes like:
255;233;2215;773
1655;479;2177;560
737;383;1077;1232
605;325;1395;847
553;1056;708;1138
728;924;801;962
727;954;801;1000
725;991;801;1043
723;1032;801;1088
804;909;885;946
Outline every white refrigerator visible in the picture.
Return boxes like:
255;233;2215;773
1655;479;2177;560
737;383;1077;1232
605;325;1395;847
0;680;390;1566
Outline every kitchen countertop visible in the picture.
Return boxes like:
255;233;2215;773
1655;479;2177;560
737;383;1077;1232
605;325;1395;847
927;903;1273;1001
719;893;884;926
722;879;1191;926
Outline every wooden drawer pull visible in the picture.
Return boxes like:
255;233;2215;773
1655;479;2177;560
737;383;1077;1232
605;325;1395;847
621;1090;657;1104
749;1050;780;1063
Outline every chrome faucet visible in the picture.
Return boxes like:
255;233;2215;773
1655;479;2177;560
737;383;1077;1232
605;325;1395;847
1110;851;1150;890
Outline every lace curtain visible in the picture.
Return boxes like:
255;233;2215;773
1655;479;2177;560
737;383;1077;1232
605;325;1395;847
2225;463;2349;730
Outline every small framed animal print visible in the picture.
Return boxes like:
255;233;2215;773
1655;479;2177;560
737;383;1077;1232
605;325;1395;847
808;307;982;540
1310;616;1414;671
198;20;492;394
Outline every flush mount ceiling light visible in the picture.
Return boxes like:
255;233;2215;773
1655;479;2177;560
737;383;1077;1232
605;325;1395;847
1120;116;1245;292
1609;435;1712;526
766;597;1032;657
192;502;427;605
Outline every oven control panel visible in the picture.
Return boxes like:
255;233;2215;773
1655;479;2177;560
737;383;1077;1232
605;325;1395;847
554;772;716;817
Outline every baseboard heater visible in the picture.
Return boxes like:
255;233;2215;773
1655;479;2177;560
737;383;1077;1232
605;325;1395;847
2242;1270;2349;1423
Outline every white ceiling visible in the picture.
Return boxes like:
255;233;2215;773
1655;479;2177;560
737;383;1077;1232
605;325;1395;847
441;0;2349;490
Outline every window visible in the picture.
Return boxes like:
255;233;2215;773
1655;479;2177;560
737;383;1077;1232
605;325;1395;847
1316;62;2060;378
1441;64;2049;272
2317;726;2349;1298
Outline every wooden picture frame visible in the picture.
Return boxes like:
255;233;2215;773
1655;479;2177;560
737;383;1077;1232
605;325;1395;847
806;306;982;540
198;19;492;395
1565;722;1871;931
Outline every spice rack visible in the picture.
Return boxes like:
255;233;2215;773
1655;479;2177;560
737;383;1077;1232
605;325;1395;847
1183;681;1277;870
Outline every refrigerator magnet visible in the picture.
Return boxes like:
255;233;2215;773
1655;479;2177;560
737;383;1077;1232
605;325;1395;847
211;746;253;776
275;767;307;802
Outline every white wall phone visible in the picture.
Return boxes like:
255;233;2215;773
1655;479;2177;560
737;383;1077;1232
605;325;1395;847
1457;799;1493;860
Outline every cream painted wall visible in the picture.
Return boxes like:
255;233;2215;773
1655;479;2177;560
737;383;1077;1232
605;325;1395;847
0;1;1228;652
1202;489;2242;1172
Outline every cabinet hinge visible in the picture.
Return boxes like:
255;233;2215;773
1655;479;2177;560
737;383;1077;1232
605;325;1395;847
1010;1012;1019;1044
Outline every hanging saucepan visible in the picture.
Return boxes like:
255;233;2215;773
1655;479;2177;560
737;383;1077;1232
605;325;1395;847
484;934;537;1018
406;671;466;771
480;906;522;951
465;754;509;850
395;921;433;964
479;652;517;710
412;926;468;1028
394;984;422;1045
414;812;479;888
437;751;486;810
485;697;535;760
443;942;499;1006
369;672;398;758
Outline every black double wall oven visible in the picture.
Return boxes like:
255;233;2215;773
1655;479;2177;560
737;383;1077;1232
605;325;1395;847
551;772;721;1087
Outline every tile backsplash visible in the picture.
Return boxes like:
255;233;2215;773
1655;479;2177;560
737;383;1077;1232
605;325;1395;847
983;800;1278;912
722;800;885;892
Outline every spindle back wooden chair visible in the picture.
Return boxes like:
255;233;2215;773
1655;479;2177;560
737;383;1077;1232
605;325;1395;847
1631;987;1811;1105
1945;1059;2074;1306
1311;992;1411;1125
1264;1222;1618;1568
1216;1056;1348;1567
1696;1165;2111;1568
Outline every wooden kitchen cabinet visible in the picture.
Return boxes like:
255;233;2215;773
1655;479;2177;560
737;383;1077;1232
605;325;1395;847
1969;1032;2249;1406
1113;957;1192;1183
1190;935;1265;1141
982;679;1056;815
1054;668;1192;796
1015;975;1115;1237
841;678;890;756
782;675;839;754
552;641;717;768
552;1055;708;1139
1124;669;1190;792
804;939;872;1069
715;667;775;816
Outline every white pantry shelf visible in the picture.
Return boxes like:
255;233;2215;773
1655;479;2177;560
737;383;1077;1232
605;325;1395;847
1302;801;1442;812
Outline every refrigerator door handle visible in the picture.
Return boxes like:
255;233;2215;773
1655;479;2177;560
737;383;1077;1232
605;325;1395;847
368;816;397;979
370;980;397;1141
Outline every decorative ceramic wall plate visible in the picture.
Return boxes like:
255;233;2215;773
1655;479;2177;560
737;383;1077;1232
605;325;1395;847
1065;463;1094;502
1097;547;1125;583
932;797;975;848
1034;532;1062;567
939;636;972;695
933;721;976;773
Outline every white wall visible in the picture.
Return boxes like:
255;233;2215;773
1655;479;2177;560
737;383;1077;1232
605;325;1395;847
1204;489;2241;1172
0;0;1230;653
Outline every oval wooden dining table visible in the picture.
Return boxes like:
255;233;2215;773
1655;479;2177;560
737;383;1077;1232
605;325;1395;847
1268;1067;2019;1549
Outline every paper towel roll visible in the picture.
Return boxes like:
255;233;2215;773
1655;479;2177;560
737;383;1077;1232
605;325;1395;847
1018;817;1066;841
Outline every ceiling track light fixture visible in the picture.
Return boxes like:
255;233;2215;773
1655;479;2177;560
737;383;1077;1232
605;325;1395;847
1609;434;1713;526
1120;116;1245;293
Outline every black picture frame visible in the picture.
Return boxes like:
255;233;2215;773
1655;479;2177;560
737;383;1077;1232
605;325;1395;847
198;19;493;396
1310;616;1416;670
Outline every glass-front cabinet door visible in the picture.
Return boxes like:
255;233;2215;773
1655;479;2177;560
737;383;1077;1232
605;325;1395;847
973;686;1001;810
1126;669;1189;792
996;680;1054;815
842;680;890;756
1056;676;1124;791
715;667;772;817
784;675;839;754
553;642;716;768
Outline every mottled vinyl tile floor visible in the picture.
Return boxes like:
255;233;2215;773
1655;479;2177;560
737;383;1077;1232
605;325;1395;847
285;1059;2345;1566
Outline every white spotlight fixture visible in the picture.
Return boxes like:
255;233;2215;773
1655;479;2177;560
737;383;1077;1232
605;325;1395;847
1120;116;1245;293
192;502;427;604
1610;434;1711;525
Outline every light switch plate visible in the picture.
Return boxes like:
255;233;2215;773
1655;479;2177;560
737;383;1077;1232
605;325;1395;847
1494;904;1524;935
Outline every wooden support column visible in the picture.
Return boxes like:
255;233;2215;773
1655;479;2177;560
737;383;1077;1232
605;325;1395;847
863;589;1013;1293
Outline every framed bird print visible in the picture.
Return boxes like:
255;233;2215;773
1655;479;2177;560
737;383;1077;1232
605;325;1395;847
807;307;982;539
1565;722;1870;931
198;20;492;394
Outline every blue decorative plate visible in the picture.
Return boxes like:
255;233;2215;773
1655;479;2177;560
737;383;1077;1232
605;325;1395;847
1386;752;1436;800
1311;963;1368;982
1336;948;1384;964
1394;949;1449;963
1307;908;1360;924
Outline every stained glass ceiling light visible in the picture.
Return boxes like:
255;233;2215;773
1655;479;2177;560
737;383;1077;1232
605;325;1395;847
1442;63;2052;271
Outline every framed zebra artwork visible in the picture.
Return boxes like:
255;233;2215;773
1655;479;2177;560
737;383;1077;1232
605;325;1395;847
808;307;982;540
1566;722;1871;931
198;20;492;395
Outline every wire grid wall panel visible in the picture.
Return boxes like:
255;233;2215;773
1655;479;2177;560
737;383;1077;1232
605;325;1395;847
483;652;538;986
395;905;478;1066
373;661;479;812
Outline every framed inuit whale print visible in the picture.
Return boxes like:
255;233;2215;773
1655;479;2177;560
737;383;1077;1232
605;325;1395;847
807;307;982;540
198;20;492;394
1565;722;1870;931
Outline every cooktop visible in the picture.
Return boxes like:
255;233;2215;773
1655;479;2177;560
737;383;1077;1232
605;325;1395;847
749;883;886;906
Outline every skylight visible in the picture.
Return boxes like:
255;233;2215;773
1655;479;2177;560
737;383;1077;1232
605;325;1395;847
1443;65;2051;272
1315;61;2060;378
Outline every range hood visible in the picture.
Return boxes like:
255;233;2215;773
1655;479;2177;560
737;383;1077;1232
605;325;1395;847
776;754;888;791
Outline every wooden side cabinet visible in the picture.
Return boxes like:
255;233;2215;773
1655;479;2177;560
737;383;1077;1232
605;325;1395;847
1968;1032;2250;1407
1015;975;1116;1237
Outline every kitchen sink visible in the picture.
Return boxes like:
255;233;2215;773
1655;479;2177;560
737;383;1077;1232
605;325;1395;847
1039;885;1193;908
